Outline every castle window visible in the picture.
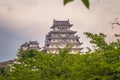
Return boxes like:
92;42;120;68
50;45;53;47
73;39;75;42
76;45;79;47
61;34;66;37
62;27;65;29
58;27;60;29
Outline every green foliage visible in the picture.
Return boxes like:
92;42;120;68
0;74;6;80
17;49;38;59
84;32;108;51
63;0;90;9
81;0;90;9
2;32;120;79
64;0;73;5
0;67;10;80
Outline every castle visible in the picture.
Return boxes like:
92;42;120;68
0;19;83;67
44;19;83;53
20;19;83;53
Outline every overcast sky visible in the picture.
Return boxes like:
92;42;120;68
0;0;120;62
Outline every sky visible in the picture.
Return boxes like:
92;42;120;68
0;0;120;62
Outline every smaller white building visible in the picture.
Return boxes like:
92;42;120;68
19;41;40;51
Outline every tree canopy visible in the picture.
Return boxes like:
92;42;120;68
0;32;120;80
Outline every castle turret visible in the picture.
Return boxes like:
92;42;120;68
20;41;40;51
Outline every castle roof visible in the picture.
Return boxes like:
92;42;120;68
20;42;28;47
46;47;83;51
46;41;83;45
20;41;39;48
51;20;73;28
49;30;77;34
0;60;15;68
46;34;80;40
29;41;39;45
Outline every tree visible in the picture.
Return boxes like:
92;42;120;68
1;33;120;79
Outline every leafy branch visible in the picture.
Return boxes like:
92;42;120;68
64;0;90;9
109;18;120;29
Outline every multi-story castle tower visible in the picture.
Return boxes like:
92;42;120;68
44;19;83;53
